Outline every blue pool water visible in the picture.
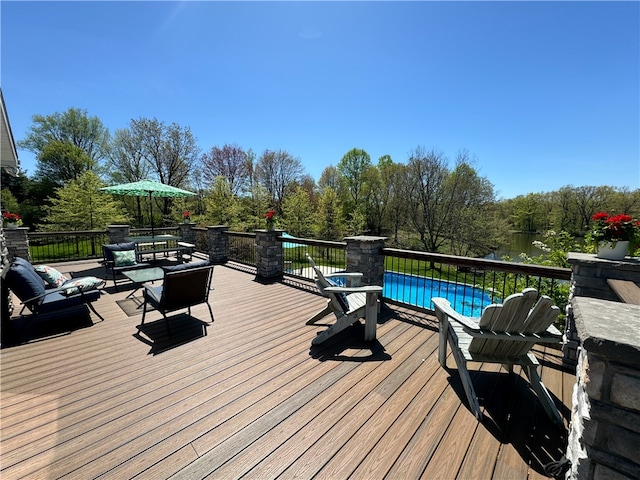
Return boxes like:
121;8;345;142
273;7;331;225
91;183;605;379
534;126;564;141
383;271;495;317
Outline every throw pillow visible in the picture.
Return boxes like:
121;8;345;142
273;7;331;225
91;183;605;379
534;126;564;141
61;276;106;296
34;265;69;288
112;250;137;267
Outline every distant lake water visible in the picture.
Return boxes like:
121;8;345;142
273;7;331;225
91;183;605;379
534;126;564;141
485;232;545;261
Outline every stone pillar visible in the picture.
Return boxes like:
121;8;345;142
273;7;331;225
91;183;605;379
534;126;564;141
179;223;196;244
564;253;640;366
3;227;30;262
1;230;15;340
107;225;130;244
345;235;387;287
207;226;229;264
566;297;640;480
255;229;284;280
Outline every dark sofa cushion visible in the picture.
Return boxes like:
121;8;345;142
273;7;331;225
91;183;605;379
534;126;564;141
162;260;210;274
6;261;47;305
37;289;101;313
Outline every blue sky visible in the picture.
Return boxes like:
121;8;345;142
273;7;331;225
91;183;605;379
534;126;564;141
2;1;638;199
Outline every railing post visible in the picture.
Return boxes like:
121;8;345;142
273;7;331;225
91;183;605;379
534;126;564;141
344;235;387;286
564;253;640;367
563;253;640;479
3;227;30;262
255;229;284;280
207;226;229;264
107;225;130;244
179;222;196;244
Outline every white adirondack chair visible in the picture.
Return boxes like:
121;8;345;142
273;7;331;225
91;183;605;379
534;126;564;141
306;254;383;345
432;288;564;427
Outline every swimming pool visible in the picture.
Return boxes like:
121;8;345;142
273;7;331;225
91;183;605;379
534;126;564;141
383;271;496;317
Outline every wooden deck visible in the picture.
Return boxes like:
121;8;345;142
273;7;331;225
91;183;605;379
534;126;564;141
1;259;575;479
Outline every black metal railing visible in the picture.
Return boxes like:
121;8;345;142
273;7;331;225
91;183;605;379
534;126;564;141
193;227;209;254
382;248;572;320
28;230;110;264
278;236;347;278
25;229;572;322
127;227;180;237
226;231;257;266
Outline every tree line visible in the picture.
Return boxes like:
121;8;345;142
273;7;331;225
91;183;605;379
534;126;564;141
2;107;638;259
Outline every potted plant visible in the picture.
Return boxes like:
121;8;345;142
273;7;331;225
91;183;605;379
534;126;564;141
2;211;22;229
588;212;640;260
264;209;276;230
183;210;191;223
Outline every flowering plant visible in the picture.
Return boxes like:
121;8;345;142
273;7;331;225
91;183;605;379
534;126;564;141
264;209;276;229
183;210;190;221
589;212;640;247
2;211;22;226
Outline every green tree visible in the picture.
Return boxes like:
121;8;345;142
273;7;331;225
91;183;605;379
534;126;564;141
40;171;129;231
36;141;97;184
318;165;340;193
203;176;243;228
507;193;550;232
19;107;110;174
314;186;345;241
1;188;20;215
445;161;497;257
282;186;314;237
337;148;371;212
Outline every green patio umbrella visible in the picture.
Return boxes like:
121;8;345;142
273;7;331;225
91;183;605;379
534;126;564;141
99;179;196;237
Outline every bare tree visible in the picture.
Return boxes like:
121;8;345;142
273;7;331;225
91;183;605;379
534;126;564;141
108;126;152;224
255;149;305;214
406;147;451;252
201;143;250;195
106;117;199;223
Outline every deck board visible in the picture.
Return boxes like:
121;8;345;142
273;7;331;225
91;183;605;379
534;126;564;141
1;260;574;479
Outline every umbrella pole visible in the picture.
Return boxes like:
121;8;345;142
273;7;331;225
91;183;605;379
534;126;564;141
148;191;155;238
149;191;157;262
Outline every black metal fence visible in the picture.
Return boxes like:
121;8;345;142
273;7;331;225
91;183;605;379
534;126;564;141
28;230;110;264
25;229;572;322
227;232;257;266
382;248;571;321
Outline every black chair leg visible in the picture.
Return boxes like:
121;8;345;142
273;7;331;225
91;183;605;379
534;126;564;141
140;297;148;328
87;302;104;322
164;313;171;336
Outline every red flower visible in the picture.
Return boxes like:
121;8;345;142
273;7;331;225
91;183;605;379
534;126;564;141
2;212;20;222
264;210;275;220
606;214;633;224
590;211;640;244
183;211;190;219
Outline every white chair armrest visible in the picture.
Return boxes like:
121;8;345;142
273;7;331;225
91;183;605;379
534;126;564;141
431;297;481;332
324;285;382;294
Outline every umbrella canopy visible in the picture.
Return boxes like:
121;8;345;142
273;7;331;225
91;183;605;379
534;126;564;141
100;179;196;236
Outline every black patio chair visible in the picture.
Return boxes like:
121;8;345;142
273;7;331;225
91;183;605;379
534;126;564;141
101;242;151;291
140;261;214;335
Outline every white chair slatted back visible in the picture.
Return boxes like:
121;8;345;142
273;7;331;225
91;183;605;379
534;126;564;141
470;288;539;356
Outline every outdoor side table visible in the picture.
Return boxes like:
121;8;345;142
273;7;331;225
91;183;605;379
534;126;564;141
123;267;165;303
